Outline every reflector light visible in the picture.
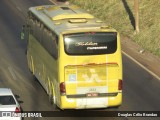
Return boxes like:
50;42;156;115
60;82;66;94
118;80;123;90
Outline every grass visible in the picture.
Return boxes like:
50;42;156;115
69;0;160;57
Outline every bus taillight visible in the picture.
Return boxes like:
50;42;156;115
60;82;66;95
118;80;123;90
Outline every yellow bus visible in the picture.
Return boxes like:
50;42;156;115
21;4;123;109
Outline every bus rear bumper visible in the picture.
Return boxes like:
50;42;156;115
59;92;122;109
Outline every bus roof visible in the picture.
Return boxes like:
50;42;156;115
29;5;116;34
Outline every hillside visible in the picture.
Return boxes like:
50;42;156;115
69;0;160;57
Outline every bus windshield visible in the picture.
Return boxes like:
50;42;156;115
64;32;117;55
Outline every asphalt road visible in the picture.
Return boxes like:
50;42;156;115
0;0;160;120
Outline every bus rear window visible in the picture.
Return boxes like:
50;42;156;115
64;32;117;55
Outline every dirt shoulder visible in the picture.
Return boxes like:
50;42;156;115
121;35;160;79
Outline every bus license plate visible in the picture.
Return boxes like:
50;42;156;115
87;93;98;97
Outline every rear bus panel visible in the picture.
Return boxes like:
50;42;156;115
59;32;122;109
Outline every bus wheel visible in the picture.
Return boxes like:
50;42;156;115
48;84;53;104
49;93;54;105
49;94;57;110
48;82;57;110
52;96;57;110
50;90;57;110
27;56;32;73
28;56;34;74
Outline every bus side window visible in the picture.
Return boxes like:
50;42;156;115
40;26;58;59
28;12;42;43
39;23;44;43
27;14;34;35
41;26;49;46
35;20;42;43
52;33;58;59
28;11;33;19
31;18;37;37
55;36;59;45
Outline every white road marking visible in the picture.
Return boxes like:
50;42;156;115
49;0;53;2
8;67;17;80
16;6;22;12
49;0;57;5
122;51;160;81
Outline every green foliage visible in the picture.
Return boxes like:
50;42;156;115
69;0;160;56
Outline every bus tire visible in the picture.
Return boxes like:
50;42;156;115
27;56;37;80
49;92;57;110
48;83;57;110
49;93;53;105
48;83;52;103
27;56;32;73
28;56;35;74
